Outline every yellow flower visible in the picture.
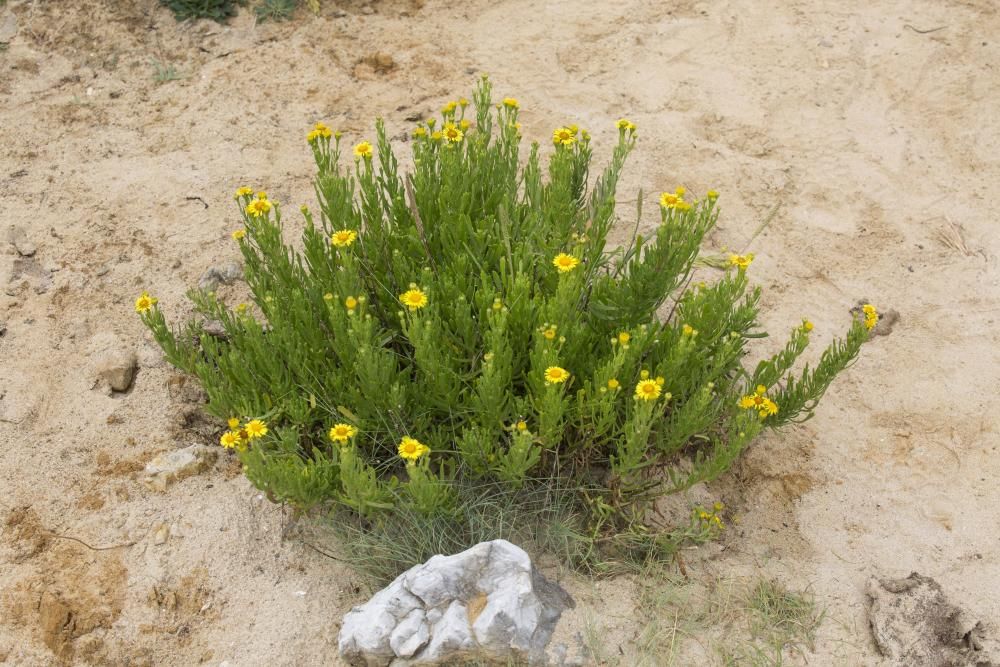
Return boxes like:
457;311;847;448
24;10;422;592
228;417;240;430
345;296;358;311
544;366;570;384
682;324;697;336
459;98;469;108
543;326;557;341
635;379;662;401
398;436;430;462
738;385;778;418
431;130;443;141
256;191;268;200
552;253;580;273
135;291;158;314
219;431;242;449
674;186;686;197
460;118;471;130
400;287;428;311
331;229;358;247
244;419;268;439
862;304;879;330
236;303;247;314
442;123;464;143
502;97;519;109
307;122;332;143
552;127;576;146
353;141;374;159
245;198;272;218
728;253;754;270
659;191;689;209
607;378;620;390
617;331;631;346
615;118;636;131
329;423;358;443
234;186;254;199
442;101;457;114
492;298;502;311
413;126;427;138
232;229;246;241
707;189;719;200
516;420;528;432
802;319;814;332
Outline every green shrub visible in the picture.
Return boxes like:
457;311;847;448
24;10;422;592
160;0;245;22
138;77;876;563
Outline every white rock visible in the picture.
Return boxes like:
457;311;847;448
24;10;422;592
88;332;137;394
143;444;217;492
338;540;574;666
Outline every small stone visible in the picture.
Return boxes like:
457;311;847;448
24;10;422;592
153;522;169;545
7;226;36;257
6;257;51;295
89;333;138;394
143;444;217;492
198;262;243;291
360;5;374;14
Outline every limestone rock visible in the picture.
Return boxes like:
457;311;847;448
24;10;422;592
198;262;242;291
338;540;574;666
867;572;999;667
143;444;217;492
88;333;138;394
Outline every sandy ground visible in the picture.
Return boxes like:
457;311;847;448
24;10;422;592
1;0;999;664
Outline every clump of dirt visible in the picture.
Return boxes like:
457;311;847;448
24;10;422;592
144;567;219;642
2;545;127;663
4;505;50;562
867;572;1000;667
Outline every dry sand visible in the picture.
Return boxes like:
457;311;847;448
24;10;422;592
1;0;998;664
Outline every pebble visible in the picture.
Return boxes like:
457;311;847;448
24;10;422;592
7;226;36;257
198;262;243;291
143;444;218;492
88;332;138;394
153;522;169;545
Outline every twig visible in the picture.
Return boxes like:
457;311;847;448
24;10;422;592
300;539;348;563
903;24;947;34
43;526;150;551
185;196;209;209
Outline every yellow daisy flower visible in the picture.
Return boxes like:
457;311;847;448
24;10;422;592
502;97;519;109
227;417;240;429
442;123;464;143
234;186;254;199
331;229;358;247
353;141;374;159
682;324;697;336
738;385;779;418
552;253;580;273
543;326;557;341
219;431;242;449
398;436;430;462
728;253;754;270
244;419;268;439
245;198;272;218
617;331;631;346
552;127;576;146
616;118;636;131
134;291;158;314
399;286;428;311
460;118;471;130
345;296;358;311
862;304;879;330
516;420;528;432
329;423;358;443
442;101;457;113
232;229;246;241
413;126;427;138
544;366;570;384
607;378;620;390
635;379;662;401
802;319;814;332
707;189;719;200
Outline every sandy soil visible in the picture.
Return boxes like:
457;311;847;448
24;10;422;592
1;0;999;664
